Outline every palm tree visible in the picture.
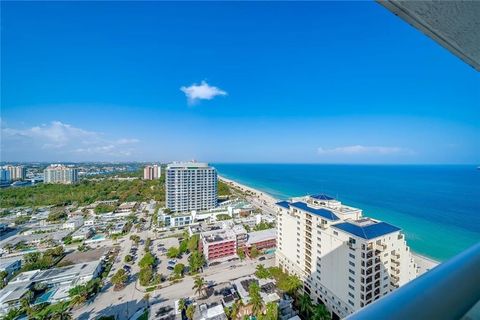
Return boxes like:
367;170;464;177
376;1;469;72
50;302;73;320
312;303;331;320
286;275;302;295
192;276;206;297
248;283;263;316
178;298;187;313
230;300;242;320
298;293;312;318
186;304;195;320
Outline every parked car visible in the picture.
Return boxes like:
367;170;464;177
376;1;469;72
168;259;177;264
167;266;174;271
259;256;266;261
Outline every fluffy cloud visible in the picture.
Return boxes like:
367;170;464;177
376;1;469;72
180;80;227;105
318;145;410;155
1;121;139;160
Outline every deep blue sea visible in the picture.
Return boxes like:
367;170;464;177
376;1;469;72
213;164;480;261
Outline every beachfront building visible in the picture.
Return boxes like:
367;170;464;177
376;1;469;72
143;164;161;180
1;165;26;181
44;164;78;184
166;161;217;213
275;194;417;319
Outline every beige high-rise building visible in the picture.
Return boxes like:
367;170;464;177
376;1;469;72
2;165;26;181
275;194;417;319
143;165;161;180
44;164;78;184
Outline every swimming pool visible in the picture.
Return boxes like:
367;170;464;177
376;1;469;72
264;248;276;255
34;289;56;304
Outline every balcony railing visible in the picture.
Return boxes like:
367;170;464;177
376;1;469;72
347;242;480;320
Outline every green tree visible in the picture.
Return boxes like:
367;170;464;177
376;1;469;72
130;234;140;245
187;234;199;252
0;271;8;288
264;302;278;320
250;245;260;259
237;248;246;261
298;293;312;318
173;263;185;278
188;250;205;274
167;247;180;258
179;239;188;254
249;282;263;316
186;304;195;320
111;269;128;289
178;298;187;313
192;276;206;297
312;303;331;320
216;214;232;221
139;266;153;286
255;264;270;279
139;252;156;268
124;254;133;263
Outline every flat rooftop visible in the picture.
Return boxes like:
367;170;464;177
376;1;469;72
246;229;276;245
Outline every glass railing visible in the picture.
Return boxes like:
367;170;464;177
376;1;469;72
347;242;480;320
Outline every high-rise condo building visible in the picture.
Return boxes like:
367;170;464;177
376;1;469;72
44;164;79;184
1;165;26;181
275;194;417;319
0;169;11;183
143;165;161;180
166;162;217;213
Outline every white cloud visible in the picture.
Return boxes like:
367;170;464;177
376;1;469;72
1;121;139;160
318;145;410;155
180;80;227;105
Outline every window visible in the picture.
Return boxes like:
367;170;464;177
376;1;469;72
348;284;355;290
348;292;355;299
349;269;355;275
348;300;354;306
349;277;355;283
349;261;355;267
349;253;355;259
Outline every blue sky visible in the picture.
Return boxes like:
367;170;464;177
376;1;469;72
1;2;479;163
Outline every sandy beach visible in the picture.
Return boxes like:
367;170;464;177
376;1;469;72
219;175;440;275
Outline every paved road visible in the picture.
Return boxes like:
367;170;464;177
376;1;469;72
73;206;155;320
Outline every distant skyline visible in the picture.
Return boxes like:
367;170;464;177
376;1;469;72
1;2;479;164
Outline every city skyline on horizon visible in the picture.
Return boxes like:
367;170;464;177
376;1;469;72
1;2;479;164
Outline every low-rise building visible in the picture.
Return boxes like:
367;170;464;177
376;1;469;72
109;222;127;235
0;260;102;315
116;202;137;213
0;258;22;277
245;229;277;255
71;227;94;241
62;218;83;230
200;228;237;262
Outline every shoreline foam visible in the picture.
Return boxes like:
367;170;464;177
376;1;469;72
219;175;440;274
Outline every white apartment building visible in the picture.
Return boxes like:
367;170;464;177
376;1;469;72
1;165;26;181
143;164;161;180
166;162;217;213
276;194;417;319
44;164;78;184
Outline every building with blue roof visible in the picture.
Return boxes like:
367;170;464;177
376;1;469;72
332;220;401;240
275;194;417;319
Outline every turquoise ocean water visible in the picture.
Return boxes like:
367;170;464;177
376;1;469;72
214;164;480;261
